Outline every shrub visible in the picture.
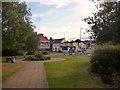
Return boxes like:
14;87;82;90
43;56;51;60
58;50;62;53
90;45;120;84
25;56;35;60
26;51;35;55
42;51;49;55
2;49;18;56
35;51;43;59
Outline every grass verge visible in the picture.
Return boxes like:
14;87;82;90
2;55;34;63
2;62;25;81
44;54;102;88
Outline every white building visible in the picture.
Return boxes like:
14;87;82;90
52;38;66;52
79;42;87;49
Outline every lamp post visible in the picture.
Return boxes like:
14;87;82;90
80;28;83;41
79;28;83;53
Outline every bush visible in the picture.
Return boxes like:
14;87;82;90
42;51;49;55
2;49;18;56
58;50;62;53
101;74;113;84
35;51;43;59
26;51;35;55
43;56;51;60
25;52;51;61
90;45;120;84
26;56;35;60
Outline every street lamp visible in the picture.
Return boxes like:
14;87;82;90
79;28;83;53
80;28;83;41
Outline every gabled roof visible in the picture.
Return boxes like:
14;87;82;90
53;38;65;43
75;39;81;43
38;34;49;41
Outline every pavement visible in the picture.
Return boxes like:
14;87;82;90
2;61;48;88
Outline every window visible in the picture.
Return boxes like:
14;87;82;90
62;47;68;50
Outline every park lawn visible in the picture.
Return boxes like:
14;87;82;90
2;55;34;63
2;55;33;82
2;56;24;62
2;62;25;81
44;55;102;88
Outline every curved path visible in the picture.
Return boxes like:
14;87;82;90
2;61;48;88
2;58;64;88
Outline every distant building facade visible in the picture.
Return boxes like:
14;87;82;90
38;34;50;51
37;33;94;54
52;38;66;52
49;37;88;53
61;39;90;53
61;41;75;53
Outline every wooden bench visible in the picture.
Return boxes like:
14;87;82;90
6;57;14;63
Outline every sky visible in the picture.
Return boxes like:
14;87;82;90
24;0;97;41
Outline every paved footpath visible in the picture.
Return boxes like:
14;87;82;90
2;61;48;88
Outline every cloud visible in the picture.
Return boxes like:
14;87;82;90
34;21;91;40
32;13;44;18
39;0;71;8
31;10;54;20
27;0;97;41
72;0;97;18
31;0;97;21
24;0;71;8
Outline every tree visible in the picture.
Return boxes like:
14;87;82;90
2;2;38;56
25;32;38;54
2;2;19;50
84;0;120;44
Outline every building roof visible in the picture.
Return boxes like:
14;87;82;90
75;39;81;43
38;34;49;41
53;38;65;43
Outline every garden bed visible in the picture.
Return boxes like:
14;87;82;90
25;56;51;61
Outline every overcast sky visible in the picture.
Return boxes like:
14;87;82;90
25;0;97;41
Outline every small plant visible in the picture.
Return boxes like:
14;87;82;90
25;51;51;61
43;56;51;60
35;51;43;59
42;51;49;55
25;56;35;60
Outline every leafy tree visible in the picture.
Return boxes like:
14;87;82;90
84;0;120;44
25;32;38;56
2;2;38;56
2;2;19;50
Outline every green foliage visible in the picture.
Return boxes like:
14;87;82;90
35;51;43;59
43;56;51;60
25;52;51;60
42;51;49;55
2;49;18;56
2;2;38;55
84;1;120;44
91;45;120;84
26;56;35;60
25;33;39;53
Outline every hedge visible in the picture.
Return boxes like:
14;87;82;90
90;45;120;85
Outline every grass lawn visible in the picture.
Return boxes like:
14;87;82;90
44;54;103;88
2;62;25;81
2;55;26;82
2;55;34;61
